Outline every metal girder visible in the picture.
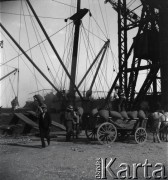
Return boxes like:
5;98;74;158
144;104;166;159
132;65;160;108
127;4;160;109
105;0;140;30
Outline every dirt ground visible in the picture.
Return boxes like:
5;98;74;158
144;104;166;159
0;132;168;180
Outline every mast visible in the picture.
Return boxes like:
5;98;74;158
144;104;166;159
25;0;83;100
69;0;81;98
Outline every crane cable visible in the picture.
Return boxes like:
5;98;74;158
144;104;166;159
22;0;39;92
98;0;109;38
25;1;60;88
1;32;46;90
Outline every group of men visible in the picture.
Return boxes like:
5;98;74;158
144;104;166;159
10;84;124;148
33;94;81;147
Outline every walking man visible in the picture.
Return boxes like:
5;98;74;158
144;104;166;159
34;95;51;148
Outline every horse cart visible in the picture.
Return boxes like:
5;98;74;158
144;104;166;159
85;110;148;144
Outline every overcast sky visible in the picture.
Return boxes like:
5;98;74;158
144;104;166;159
0;0;142;107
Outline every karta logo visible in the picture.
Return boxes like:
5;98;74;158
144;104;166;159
95;158;167;179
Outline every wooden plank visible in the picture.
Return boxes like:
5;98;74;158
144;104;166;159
51;121;66;131
27;110;66;131
0;124;23;130
27;111;36;116
15;113;39;130
27;111;66;131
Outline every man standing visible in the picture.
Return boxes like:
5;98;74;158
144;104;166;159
65;105;77;141
34;95;51;148
112;85;126;112
11;96;19;112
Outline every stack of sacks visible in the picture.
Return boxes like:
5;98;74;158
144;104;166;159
138;110;146;119
127;111;138;119
120;111;129;120
98;109;109;121
91;108;98;117
109;111;123;121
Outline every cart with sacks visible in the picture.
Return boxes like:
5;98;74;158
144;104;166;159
85;109;148;144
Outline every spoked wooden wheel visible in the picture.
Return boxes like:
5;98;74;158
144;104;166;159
97;122;117;144
135;127;147;144
85;125;97;141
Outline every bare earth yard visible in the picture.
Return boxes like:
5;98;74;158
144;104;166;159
0;133;168;180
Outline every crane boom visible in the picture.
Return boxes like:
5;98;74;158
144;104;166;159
0;69;18;81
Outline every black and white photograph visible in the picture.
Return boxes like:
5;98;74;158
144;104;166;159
0;0;168;179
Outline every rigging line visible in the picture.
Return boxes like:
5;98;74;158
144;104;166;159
64;30;74;88
95;52;109;96
0;12;64;20
9;75;16;97
48;67;56;85
81;25;105;42
80;26;96;79
0;21;73;66
61;25;74;89
58;24;74;88
98;0;108;38
60;23;74;88
17;0;23;99
76;26;82;85
20;56;45;90
26;2;61;87
81;24;102;90
103;3;110;39
127;0;134;6
91;15;107;40
62;22;74;89
84;12;91;91
131;4;142;13
52;0;76;9
82;22;106;88
81;23;96;59
80;28;100;93
89;17;96;59
127;0;136;8
3;43;17;98
61;21;68;88
64;28;74;88
97;73;106;97
100;52;110;89
0;63;17;69
93;45;110;89
109;44;118;73
2;33;45;90
22;1;39;92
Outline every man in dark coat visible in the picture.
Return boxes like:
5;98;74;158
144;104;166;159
64;105;77;141
34;95;51;148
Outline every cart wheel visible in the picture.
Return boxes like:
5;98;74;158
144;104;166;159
97;122;117;144
85;125;97;140
135;128;147;144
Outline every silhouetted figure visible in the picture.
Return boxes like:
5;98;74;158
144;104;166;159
34;95;51;148
112;85;126;112
11;96;19;112
64;105;77;141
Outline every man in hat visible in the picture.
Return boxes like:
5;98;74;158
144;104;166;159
34;95;51;148
112;85;126;112
11;96;19;112
64;105;77;141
